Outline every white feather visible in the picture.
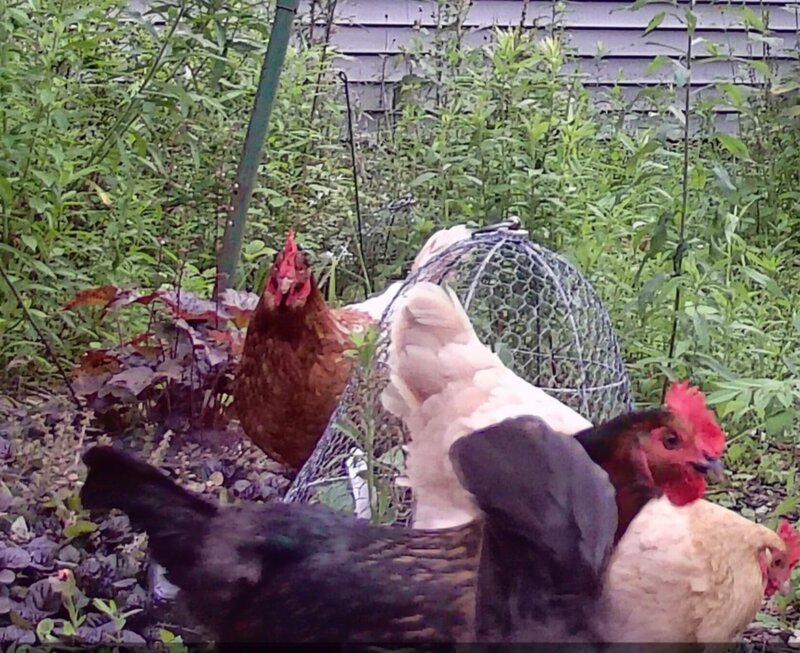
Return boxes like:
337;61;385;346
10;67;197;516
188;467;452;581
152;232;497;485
410;224;472;272
382;281;591;529
348;281;403;322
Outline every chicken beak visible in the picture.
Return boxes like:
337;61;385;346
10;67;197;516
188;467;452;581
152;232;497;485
692;457;725;483
704;458;726;483
779;579;793;596
279;276;293;295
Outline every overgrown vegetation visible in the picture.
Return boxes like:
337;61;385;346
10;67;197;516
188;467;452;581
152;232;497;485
2;0;800;644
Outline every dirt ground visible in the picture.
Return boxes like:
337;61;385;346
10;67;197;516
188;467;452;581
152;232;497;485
0;391;797;649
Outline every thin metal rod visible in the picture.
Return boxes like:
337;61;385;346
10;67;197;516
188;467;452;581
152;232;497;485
0;263;81;406
215;0;300;297
338;70;370;297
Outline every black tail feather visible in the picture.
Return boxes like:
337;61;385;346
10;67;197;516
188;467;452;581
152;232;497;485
81;446;217;572
449;416;618;642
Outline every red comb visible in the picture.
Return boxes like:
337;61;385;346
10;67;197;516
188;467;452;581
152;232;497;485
778;519;800;569
283;229;297;253
664;380;726;458
275;229;299;277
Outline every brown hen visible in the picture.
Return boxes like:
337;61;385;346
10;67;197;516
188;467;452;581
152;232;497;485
235;230;373;469
235;226;472;470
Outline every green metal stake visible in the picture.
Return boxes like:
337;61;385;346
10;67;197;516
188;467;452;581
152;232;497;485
215;0;300;296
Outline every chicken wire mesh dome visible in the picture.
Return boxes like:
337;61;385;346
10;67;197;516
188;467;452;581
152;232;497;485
284;221;634;525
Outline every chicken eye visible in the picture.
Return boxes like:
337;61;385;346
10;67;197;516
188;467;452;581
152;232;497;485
662;432;680;450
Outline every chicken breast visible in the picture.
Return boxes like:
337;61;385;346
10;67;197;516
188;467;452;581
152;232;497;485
597;497;786;643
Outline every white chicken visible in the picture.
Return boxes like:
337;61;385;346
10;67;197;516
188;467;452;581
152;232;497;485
597;497;800;643
381;282;591;529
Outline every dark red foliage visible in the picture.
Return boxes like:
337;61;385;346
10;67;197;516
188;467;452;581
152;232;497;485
64;285;260;438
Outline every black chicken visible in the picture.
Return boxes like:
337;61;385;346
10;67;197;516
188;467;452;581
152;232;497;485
79;408;717;644
450;417;617;642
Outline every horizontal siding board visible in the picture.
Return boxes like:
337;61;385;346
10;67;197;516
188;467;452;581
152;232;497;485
334;53;782;84
327;24;798;57
128;0;797;129
345;79;746;112
299;1;799;32
563;56;777;84
352;104;744;135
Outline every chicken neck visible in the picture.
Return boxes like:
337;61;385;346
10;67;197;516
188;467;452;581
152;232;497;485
249;278;332;342
574;409;668;544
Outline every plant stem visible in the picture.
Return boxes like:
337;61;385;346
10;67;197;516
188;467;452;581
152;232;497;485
0;262;80;406
662;0;695;403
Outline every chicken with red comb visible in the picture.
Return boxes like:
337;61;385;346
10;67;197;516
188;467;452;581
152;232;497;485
639;380;727;507
770;519;800;595
235;227;472;470
597;496;800;643
235;229;375;468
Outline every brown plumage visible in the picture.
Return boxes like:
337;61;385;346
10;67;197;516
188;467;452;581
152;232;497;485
235;227;473;470
235;230;373;469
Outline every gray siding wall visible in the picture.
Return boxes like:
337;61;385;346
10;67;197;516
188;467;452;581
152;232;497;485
298;1;799;118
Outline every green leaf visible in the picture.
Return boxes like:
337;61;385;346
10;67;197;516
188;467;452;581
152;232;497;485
712;163;737;195
739;6;766;32
646;54;670;74
21;234;38;252
771;494;800;519
411;171;438;187
748;59;772;79
64;520;98;538
772;79;800;95
742;268;785;298
671;61;690;87
628;0;674;10
0;176;13;206
37;618;56;642
668;104;686;126
717;133;751;161
765;410;794;437
39;88;55;106
643;11;666;35
685;9;697;35
705;388;742;405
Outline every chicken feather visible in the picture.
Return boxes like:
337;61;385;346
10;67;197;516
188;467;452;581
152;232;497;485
598;497;790;644
450;415;617;642
382;281;592;529
383;281;792;646
237;226;471;470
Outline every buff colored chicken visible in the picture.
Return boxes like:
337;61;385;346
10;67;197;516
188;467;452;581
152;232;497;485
597;497;800;643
